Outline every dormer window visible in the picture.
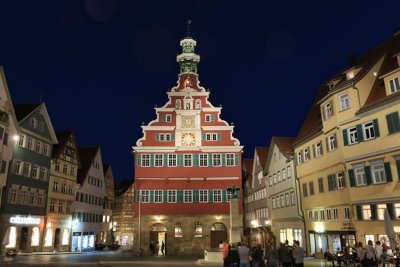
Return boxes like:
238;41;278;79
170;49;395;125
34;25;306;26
30;118;38;128
346;71;354;80
323;101;334;120
388;76;400;94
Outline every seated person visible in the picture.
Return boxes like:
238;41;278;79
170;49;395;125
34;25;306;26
324;249;336;266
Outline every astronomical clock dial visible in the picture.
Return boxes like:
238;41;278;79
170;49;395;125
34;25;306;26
181;115;195;129
181;132;196;146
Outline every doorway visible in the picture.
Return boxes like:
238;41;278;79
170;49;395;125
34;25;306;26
54;228;61;250
150;223;167;255
20;227;28;251
210;223;227;249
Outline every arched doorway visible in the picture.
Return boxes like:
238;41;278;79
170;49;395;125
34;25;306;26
210;222;227;249
150;223;167;255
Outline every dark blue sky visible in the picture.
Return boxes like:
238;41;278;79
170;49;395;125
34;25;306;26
0;0;399;184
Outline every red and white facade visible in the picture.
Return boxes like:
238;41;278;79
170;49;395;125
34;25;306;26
132;26;243;255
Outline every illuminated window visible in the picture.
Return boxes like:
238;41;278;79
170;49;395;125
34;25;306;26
62;229;70;245
83;235;88;248
388;77;400;94
377;204;386;220
364;234;375;245
5;227;17;248
89;235;94;248
44;228;53;247
174;223;183;238
194;222;202;237
31;227;40;246
362;205;372;220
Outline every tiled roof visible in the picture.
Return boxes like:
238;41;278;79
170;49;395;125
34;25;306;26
255;147;269;168
243;159;254;185
295;32;400;145
14;103;40;122
273;136;296;158
77;146;99;184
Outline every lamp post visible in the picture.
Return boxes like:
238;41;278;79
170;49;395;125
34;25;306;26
226;184;241;244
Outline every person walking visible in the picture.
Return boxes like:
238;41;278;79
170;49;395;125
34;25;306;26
266;244;279;267
222;241;230;267
237;242;251;267
365;240;376;267
249;244;264;267
277;242;293;267
161;241;165;255
227;244;240;267
375;241;383;267
155;241;160;256
292;240;304;267
356;242;366;267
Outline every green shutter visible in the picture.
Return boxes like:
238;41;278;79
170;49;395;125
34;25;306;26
222;154;226;166
341;172;346;188
163;154;168;166
386;112;400;134
384;162;392;182
193;190;199;202
370;204;377;220
365;166;372;185
171;134;175;141
177;190;183;202
210;114;215;122
202;133;206;140
177;154;183;166
150;190;154;202
155;133;160;141
163;191;167;202
342;129;349;146
234;154;239;166
387;203;394;220
208;154;213;166
348;169;356;187
208;190;213;202
356;205;362;220
137;154;142;167
386;113;394;134
396;159;400;181
161;115;165;122
193;154;199;166
373;119;380;137
356;125;364;142
217;133;221;140
222;190;227;202
150;154;154;167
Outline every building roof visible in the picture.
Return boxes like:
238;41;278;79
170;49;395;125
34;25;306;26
52;131;81;167
115;179;134;197
243;158;254;184
77;146;99;184
295;32;400;145
273;136;296;158
255;147;268;168
14;103;41;122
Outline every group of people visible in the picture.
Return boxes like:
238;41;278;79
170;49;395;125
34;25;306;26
221;239;304;267
324;240;400;267
149;240;165;256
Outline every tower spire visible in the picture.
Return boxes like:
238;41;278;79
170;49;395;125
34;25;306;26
185;19;192;38
177;20;200;74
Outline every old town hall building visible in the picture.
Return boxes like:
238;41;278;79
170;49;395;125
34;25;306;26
132;23;243;255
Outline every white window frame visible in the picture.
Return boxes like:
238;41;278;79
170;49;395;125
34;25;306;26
336;172;345;189
362;205;372;220
168;154;177;167
184;154;192;167
184;190;193;203
141;154;150;167
213;190;222;202
333;208;338;220
377;204;386;220
324;101;334;119
389;76;400;94
212;154;221;166
348;127;358;145
297;151;303;165
154;190;163;203
140;190;150;203
199;190;208;203
226;153;234;166
339;93;350;111
154;154;163;167
314;142;322;157
354;163;366;186
363;121;376;140
199;154;208;167
303;147;310;162
167;190;177;203
328;134;337;151
165;114;172;122
370;159;386;184
344;207;350;221
205;115;212;122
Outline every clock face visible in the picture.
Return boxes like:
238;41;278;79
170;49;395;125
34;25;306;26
181;132;196;146
181;115;195;129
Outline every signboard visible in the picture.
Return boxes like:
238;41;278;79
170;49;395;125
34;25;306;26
10;216;40;225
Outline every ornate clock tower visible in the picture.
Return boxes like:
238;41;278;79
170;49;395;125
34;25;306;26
132;21;243;255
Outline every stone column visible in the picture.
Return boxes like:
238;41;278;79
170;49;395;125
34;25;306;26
229;198;241;244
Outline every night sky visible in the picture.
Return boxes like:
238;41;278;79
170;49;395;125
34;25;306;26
0;1;399;184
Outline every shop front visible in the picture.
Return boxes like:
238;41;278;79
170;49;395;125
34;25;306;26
309;230;356;255
42;215;72;252
1;215;45;253
71;231;95;252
